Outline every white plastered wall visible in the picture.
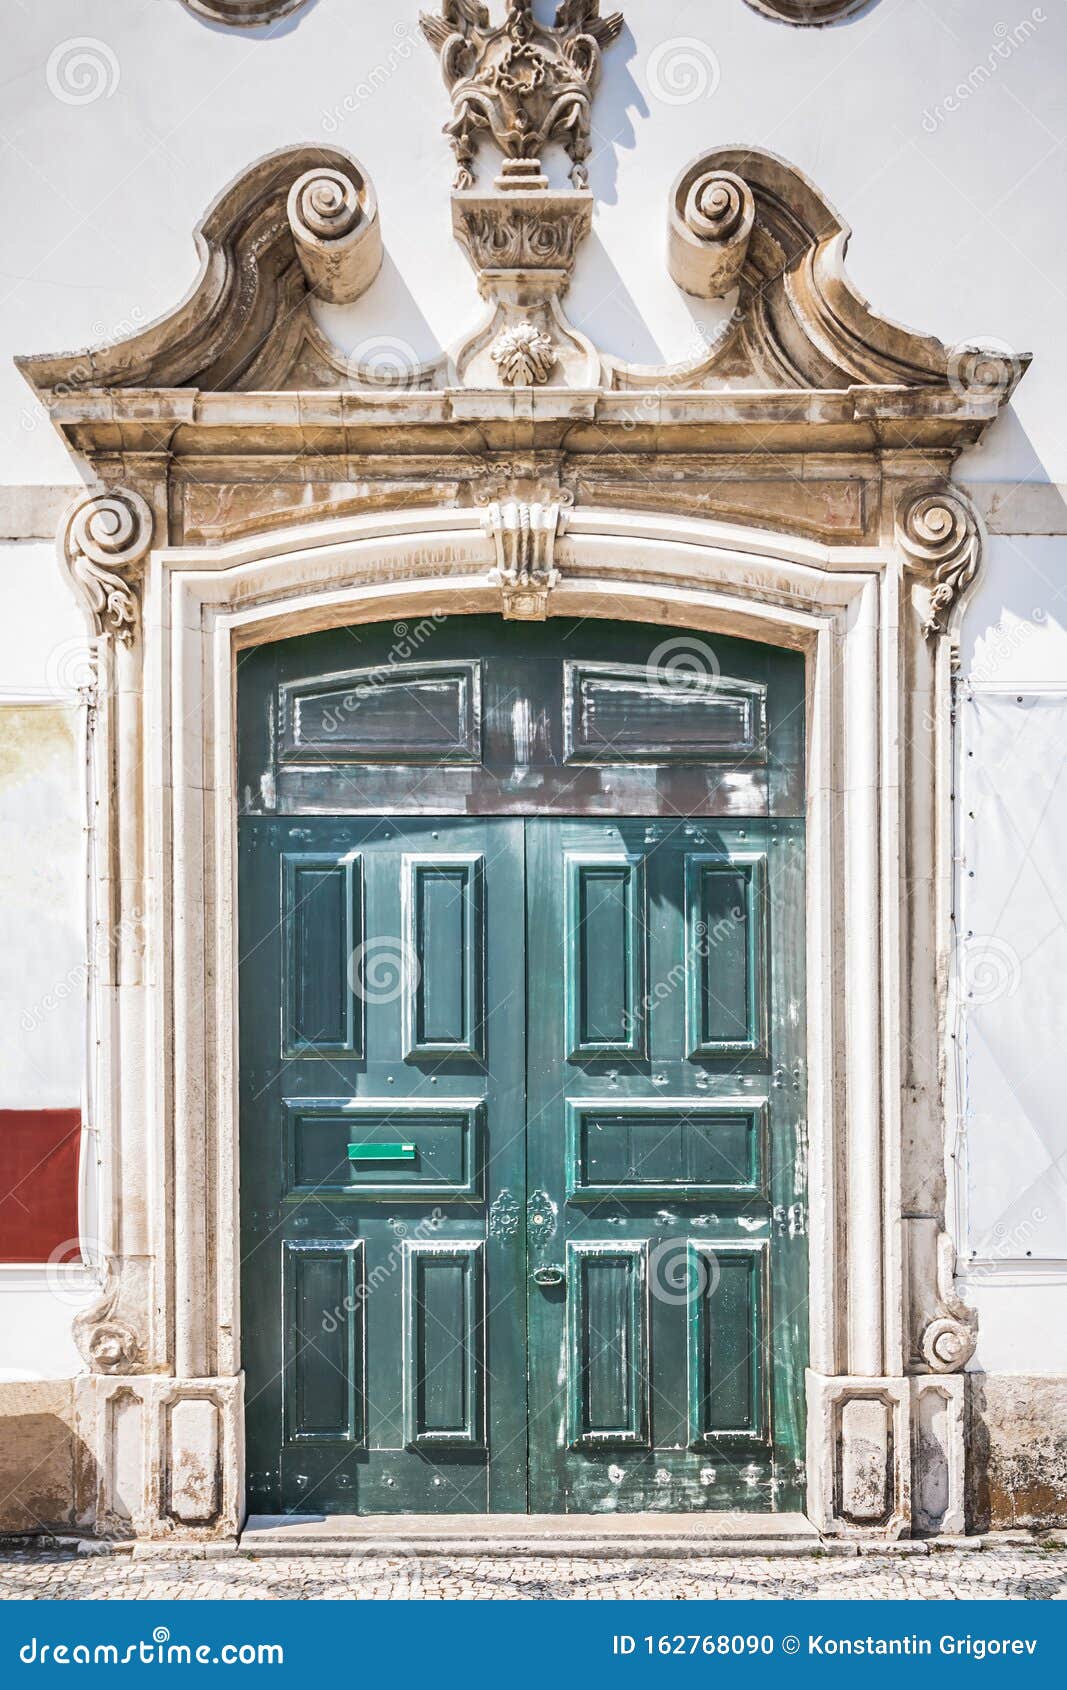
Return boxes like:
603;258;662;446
0;0;1065;1383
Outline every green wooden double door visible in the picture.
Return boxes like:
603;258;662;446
240;811;806;1516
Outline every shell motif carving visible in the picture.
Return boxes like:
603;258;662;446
895;483;982;638
60;488;154;644
490;322;558;386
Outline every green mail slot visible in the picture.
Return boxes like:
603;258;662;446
347;1142;416;1162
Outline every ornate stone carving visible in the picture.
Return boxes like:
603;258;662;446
60;489;153;643
668;166;754;299
919;1233;977;1374
72;1255;145;1375
896;483;982;638
453;197;591;274
180;1;312;24
449;180;598;388
419;0;624;189
482;498;564;618
490;321;557;384
744;1;873;21
286;163;382;304
18;143;1029;410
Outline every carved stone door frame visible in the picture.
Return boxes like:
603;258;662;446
64;497;974;1538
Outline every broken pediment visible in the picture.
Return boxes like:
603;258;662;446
17;138;1026;470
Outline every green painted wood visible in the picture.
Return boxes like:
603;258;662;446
240;617;807;1518
240;816;527;1516
525;818;806;1514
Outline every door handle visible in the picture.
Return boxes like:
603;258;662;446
347;1142;415;1162
531;1265;566;1288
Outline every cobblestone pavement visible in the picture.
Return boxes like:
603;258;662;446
1;1549;1066;1600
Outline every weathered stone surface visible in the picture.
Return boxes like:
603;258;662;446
968;1375;1067;1530
0;1383;76;1533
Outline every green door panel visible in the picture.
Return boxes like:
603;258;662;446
240;815;527;1516
239;617;807;1517
525;819;806;1514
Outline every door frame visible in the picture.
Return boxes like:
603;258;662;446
70;501;967;1539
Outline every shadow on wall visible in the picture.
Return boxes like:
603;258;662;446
967;1374;1067;1532
177;1;323;39
0;1383;90;1537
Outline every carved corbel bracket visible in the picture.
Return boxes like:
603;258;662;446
919;1233;977;1374
482;498;566;619
286;163;382;304
668;165;754;299
59;488;154;644
451;181;598;386
896;482;983;638
72;1253;148;1375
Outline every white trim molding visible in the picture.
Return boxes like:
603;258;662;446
50;498;972;1539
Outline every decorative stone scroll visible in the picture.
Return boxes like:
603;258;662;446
482;498;564;618
668;165;754;299
180;1;311;23
286;163;382;304
419;0;624;189
919;1233;977;1373
744;1;873;21
896;483;983;638
59;489;154;644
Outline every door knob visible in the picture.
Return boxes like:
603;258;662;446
531;1265;565;1288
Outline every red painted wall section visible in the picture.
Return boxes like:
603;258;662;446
0;1109;81;1263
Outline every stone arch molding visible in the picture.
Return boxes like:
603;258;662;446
21;128;1025;1541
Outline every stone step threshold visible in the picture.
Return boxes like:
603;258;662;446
239;1512;832;1558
